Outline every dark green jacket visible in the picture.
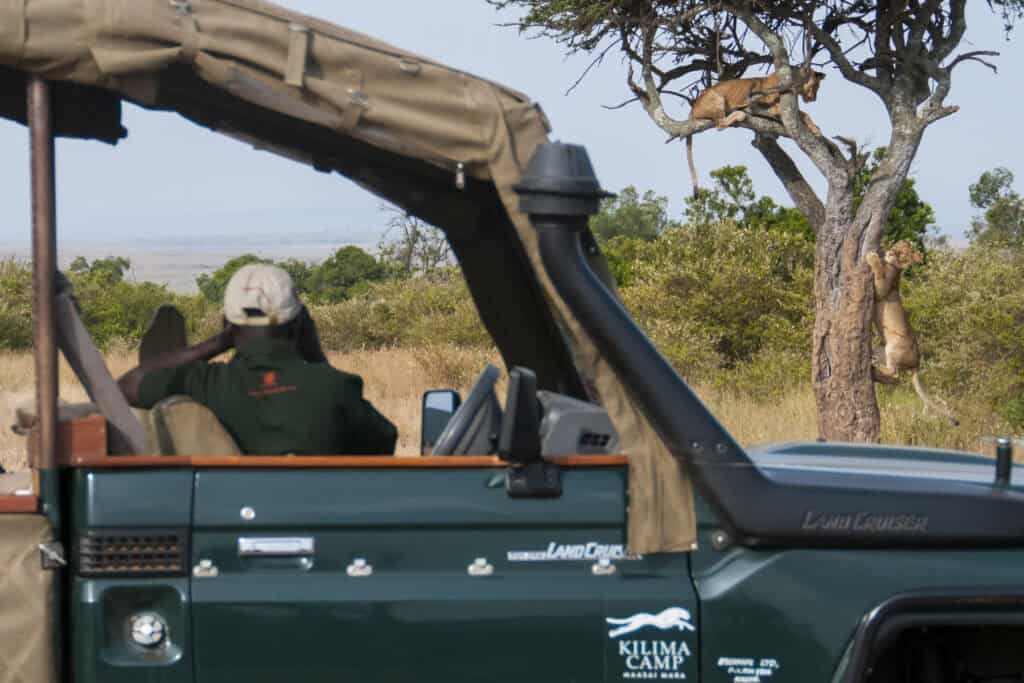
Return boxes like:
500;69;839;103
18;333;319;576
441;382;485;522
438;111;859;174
138;338;397;455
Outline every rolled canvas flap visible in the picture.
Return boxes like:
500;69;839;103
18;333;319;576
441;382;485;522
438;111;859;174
0;0;25;62
485;85;698;553
0;514;58;683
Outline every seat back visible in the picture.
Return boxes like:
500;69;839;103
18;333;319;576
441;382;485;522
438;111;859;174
146;396;241;456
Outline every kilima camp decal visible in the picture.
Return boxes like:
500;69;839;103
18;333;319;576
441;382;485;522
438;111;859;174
606;608;695;680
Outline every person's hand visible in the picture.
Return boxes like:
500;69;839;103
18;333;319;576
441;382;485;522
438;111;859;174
295;305;327;363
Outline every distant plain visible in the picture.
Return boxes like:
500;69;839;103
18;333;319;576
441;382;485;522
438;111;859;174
0;238;375;294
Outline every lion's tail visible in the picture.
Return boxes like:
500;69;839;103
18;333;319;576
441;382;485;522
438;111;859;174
911;371;959;427
686;135;699;197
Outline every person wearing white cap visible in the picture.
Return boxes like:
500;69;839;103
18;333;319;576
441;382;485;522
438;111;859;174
118;263;397;455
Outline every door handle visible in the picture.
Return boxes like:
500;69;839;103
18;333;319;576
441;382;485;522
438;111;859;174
238;537;315;557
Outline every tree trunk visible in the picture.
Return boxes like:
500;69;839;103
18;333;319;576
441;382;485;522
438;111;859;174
809;122;925;442
812;186;881;442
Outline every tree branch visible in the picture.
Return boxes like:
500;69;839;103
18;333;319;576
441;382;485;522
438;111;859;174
720;2;838;179
933;0;967;63
947;50;999;74
752;133;826;232
629;22;715;140
804;14;885;94
565;39;621;95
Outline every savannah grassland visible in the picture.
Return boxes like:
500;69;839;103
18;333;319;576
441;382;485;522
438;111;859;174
0;345;1000;472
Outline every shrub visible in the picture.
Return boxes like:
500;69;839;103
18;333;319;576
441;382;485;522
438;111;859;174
70;270;218;350
0;259;32;349
0;259;218;351
311;268;489;352
903;244;1024;428
620;221;814;384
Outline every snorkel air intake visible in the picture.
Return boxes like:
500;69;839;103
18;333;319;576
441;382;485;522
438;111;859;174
514;143;758;530
516;142;1024;549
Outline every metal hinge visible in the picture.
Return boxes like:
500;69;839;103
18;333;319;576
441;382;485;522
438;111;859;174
39;542;66;570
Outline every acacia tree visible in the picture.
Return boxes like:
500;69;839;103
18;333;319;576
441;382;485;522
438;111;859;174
491;0;1022;441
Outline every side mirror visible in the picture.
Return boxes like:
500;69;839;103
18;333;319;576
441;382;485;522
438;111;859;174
421;390;462;455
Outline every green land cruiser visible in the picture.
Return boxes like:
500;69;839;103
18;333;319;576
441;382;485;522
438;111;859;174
1;2;1022;683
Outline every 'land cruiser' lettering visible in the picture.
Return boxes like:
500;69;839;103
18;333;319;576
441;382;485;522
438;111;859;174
507;542;632;562
801;510;929;533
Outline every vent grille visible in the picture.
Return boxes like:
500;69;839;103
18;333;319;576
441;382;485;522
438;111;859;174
78;529;188;576
579;431;612;449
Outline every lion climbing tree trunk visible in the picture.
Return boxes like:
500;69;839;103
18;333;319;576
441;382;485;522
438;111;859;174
809;129;924;441
491;0;1020;441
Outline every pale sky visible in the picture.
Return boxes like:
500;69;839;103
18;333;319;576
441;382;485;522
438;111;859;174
1;1;1021;248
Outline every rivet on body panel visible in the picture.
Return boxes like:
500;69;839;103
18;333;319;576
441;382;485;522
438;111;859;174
240;507;255;521
193;559;219;578
710;529;732;552
468;557;494;577
347;558;373;577
591;557;617;576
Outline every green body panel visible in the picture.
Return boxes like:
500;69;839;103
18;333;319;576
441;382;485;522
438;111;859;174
72;469;193;527
189;467;698;683
71;578;192;683
691;494;1024;683
64;452;1024;683
70;469;195;683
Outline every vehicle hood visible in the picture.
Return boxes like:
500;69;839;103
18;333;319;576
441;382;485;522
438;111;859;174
750;442;1016;489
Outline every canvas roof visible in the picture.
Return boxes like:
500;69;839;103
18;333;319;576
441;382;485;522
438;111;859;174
0;0;696;553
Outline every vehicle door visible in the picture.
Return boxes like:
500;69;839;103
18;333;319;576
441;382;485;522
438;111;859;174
189;461;698;683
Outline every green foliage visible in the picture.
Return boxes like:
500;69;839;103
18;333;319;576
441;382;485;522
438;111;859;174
195;247;389;305
685;166;815;241
0;259;32;349
601;236;650;288
311;267;488;352
277;258;314;294
306;246;389;303
590;186;671;243
903;244;1024;429
0;258;218;351
196;254;268;304
620;221;815;389
968;167;1024;247
69;255;132;283
855;148;935;250
685;160;934;247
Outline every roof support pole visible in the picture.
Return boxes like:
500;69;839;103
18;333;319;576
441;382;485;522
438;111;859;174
29;75;58;475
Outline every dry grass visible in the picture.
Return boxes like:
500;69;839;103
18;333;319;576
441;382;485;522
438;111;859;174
0;348;1000;472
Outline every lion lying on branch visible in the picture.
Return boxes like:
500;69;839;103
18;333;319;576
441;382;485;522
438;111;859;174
865;241;958;426
685;67;825;196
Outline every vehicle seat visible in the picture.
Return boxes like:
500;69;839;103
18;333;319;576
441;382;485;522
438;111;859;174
145;396;241;456
13;400;101;436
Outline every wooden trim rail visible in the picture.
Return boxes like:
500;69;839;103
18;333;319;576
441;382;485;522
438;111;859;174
68;454;628;469
0;496;40;513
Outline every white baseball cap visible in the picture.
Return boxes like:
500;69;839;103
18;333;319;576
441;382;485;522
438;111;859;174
223;263;302;326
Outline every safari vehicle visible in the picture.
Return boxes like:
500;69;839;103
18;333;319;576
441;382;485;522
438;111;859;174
2;2;1024;683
